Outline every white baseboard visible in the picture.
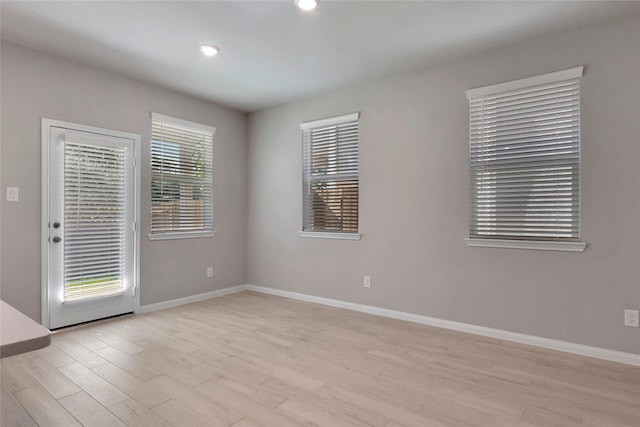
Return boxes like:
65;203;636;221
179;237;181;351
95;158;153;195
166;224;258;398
245;285;640;367
136;285;247;314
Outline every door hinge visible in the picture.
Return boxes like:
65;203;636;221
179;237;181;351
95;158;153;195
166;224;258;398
132;222;136;232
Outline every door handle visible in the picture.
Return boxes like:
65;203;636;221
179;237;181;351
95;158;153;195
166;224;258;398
52;236;62;243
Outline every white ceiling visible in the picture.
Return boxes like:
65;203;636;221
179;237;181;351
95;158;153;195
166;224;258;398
2;1;639;112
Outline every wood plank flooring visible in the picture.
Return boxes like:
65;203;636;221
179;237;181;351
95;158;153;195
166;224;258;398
2;291;639;426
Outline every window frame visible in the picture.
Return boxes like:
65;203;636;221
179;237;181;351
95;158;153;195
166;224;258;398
465;67;586;252
148;113;216;241
300;112;361;240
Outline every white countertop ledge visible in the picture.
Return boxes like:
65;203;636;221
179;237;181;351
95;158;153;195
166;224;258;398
1;300;51;358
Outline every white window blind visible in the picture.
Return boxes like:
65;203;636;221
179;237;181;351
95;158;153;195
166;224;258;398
150;113;214;239
302;112;359;234
64;142;126;301
467;67;583;241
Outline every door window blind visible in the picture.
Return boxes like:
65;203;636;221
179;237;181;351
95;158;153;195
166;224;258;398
302;113;359;233
64;142;126;301
467;67;583;241
150;114;214;238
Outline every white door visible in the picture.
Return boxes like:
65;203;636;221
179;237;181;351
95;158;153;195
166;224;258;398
45;122;137;329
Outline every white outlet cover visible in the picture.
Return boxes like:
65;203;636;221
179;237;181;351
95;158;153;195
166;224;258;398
363;276;371;288
624;309;639;327
6;187;19;202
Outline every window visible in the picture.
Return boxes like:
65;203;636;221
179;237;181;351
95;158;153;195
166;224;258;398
466;67;586;251
149;113;215;240
63;136;130;301
300;112;360;239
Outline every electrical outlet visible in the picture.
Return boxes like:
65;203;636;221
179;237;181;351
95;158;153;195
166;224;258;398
207;267;213;278
624;309;639;327
6;187;19;202
363;276;371;288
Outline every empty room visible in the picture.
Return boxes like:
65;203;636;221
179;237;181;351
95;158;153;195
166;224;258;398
1;1;639;426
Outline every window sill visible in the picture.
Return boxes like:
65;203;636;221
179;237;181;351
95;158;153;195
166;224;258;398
148;231;216;241
464;238;586;252
299;231;361;240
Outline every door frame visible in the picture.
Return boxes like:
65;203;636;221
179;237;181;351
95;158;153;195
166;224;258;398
41;118;141;328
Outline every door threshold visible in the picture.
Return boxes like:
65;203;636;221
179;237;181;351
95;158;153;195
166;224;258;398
50;312;134;332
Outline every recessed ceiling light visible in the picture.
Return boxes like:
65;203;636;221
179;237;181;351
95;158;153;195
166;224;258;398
200;45;220;57
296;0;318;11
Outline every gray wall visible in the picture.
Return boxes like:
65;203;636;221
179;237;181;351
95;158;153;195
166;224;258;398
247;15;640;354
1;42;248;320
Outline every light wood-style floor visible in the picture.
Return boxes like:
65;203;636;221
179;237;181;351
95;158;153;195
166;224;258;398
1;291;639;427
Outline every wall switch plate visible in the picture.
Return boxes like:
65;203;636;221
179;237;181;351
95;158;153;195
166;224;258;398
6;187;19;202
624;309;639;327
363;276;371;288
207;267;213;278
